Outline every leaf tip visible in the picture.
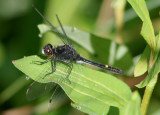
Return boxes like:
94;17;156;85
12;60;16;64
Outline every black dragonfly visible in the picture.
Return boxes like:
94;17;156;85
32;6;124;80
26;5;124;112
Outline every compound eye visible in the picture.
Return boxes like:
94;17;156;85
47;44;53;48
46;49;52;56
42;44;53;57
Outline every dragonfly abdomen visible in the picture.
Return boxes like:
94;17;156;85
79;57;124;74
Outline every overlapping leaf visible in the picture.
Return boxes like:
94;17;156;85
120;91;142;115
137;33;160;88
134;45;150;77
127;0;160;88
127;0;155;51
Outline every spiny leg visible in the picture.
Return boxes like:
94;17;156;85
58;60;73;83
32;56;57;79
32;57;53;64
65;61;73;79
43;58;56;79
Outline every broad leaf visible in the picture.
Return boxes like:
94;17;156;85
38;24;94;53
71;102;109;115
127;0;156;51
120;91;142;115
128;0;159;87
134;45;150;77
12;55;132;115
137;33;160;88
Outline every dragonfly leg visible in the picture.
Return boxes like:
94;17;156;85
32;57;53;64
43;58;56;79
58;60;73;83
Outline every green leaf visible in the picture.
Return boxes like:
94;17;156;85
120;91;142;115
61;26;94;54
127;0;156;51
71;102;109;115
38;24;94;53
137;33;160;88
38;24;51;38
134;45;150;77
128;0;159;87
12;55;132;114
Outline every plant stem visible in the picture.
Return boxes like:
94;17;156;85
141;75;158;115
114;0;126;44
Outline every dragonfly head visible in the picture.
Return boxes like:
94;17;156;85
42;44;53;57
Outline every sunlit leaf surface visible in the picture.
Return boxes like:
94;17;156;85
137;33;160;88
134;45;150;77
13;55;132;114
120;91;142;115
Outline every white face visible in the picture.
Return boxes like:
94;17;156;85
42;48;45;55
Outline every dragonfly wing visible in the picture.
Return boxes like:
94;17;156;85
56;15;73;47
33;5;72;47
26;81;56;101
48;85;69;112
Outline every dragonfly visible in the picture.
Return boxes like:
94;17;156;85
32;6;124;80
26;5;124;112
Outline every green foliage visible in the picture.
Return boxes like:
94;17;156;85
120;91;141;115
1;0;160;114
0;43;5;68
12;0;160;114
127;0;159;114
137;33;160;88
130;0;156;80
128;0;160;88
13;55;132;115
127;0;156;51
134;45;150;77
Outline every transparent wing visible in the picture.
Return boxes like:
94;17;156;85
56;14;72;47
48;85;69;112
33;5;72;47
26;58;71;101
26;81;56;101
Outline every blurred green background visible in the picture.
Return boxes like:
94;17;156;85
0;0;160;115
